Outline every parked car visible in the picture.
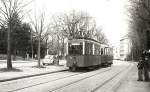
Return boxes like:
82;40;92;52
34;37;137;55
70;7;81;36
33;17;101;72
42;55;55;65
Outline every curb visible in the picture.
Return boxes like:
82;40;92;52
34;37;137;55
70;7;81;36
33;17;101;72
0;68;68;82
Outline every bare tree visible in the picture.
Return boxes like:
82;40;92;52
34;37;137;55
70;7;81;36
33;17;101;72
29;12;50;67
94;28;108;44
0;0;31;69
51;10;109;58
127;0;150;59
52;10;96;39
129;0;150;46
50;15;66;60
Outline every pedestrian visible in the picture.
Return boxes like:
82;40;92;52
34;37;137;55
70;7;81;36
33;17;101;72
143;56;149;81
137;57;144;81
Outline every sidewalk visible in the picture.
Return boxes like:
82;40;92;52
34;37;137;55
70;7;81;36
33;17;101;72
0;60;68;82
115;63;150;92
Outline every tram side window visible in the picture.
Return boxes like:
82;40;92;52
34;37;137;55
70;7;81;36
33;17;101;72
68;43;82;55
85;43;93;55
94;44;97;55
95;44;100;55
103;48;106;55
108;48;111;55
105;48;107;55
108;48;109;55
99;47;101;55
101;48;103;55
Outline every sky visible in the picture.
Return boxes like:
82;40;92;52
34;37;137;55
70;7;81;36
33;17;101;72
26;0;129;45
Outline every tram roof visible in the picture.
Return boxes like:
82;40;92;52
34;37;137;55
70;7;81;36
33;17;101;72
68;38;109;47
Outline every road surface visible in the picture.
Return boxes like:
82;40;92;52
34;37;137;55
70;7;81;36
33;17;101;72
0;60;132;92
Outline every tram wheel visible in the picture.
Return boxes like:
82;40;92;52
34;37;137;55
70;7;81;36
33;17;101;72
69;67;72;71
69;66;76;72
72;66;77;71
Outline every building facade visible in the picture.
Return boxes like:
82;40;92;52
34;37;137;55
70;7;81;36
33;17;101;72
113;44;120;60
120;36;132;61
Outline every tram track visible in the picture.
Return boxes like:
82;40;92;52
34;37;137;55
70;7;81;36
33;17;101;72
48;68;111;92
5;71;82;92
9;67;111;92
91;64;132;92
1;63;131;92
49;64;132;92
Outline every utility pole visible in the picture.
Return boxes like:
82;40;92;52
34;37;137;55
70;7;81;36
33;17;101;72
46;36;49;55
31;31;34;59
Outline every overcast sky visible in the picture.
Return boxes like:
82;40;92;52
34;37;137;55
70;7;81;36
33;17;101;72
27;0;129;45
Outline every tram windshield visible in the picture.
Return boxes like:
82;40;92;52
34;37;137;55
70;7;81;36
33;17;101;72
68;43;82;55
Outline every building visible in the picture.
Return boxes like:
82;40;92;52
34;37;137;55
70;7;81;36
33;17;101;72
120;36;132;61
113;44;120;60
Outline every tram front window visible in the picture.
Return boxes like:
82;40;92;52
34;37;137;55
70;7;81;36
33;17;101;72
68;43;82;55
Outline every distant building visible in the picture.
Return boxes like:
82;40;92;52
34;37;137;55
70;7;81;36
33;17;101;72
120;36;132;61
113;44;120;60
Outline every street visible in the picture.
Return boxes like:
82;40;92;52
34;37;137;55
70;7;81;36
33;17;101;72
0;0;150;92
115;63;150;92
0;60;133;92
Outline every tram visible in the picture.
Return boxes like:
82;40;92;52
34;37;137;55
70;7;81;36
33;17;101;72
66;38;113;71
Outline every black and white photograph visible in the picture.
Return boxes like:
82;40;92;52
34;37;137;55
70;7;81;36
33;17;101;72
0;0;150;92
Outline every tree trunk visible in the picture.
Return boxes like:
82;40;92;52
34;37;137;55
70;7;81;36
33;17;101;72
62;37;64;56
46;38;48;55
37;36;41;67
31;44;34;59
57;35;59;65
31;34;34;59
7;24;12;69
